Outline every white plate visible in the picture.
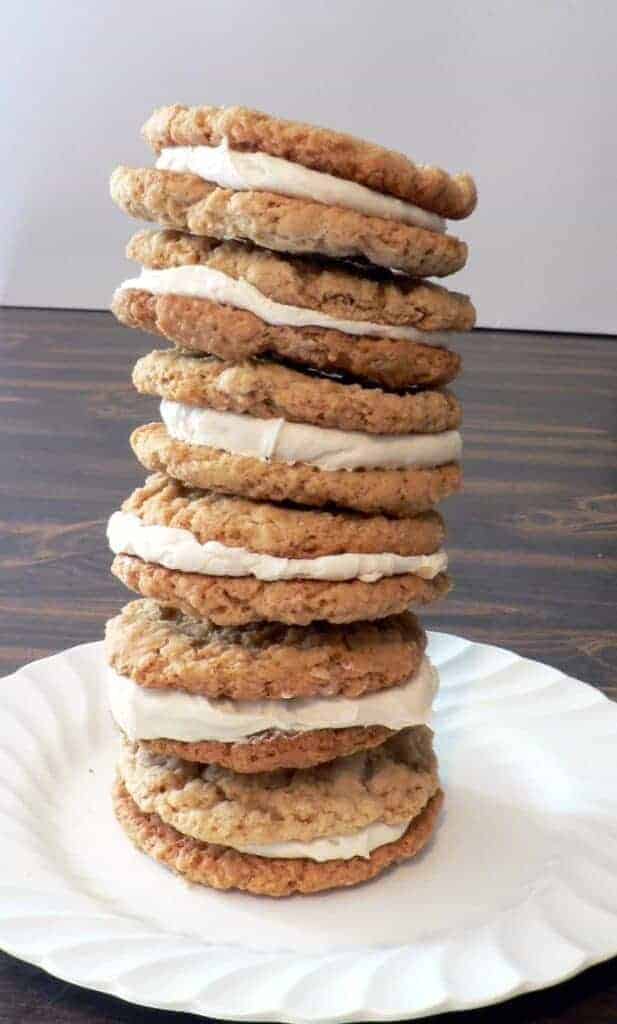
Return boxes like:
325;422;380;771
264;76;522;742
1;633;616;1023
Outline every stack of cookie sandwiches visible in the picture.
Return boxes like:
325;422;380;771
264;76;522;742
106;104;476;896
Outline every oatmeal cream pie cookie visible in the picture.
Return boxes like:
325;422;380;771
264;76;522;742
141;104;477;220
106;604;438;772
105;600;428;700
108;474;451;625
129;348;462;515
127;348;463;518
113;230;473;390
114;726;442;896
107;654;437;772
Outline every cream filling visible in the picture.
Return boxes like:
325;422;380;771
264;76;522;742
161;399;462;473
107;511;447;583
232;819;411;862
107;656;437;744
156;138;446;234
118;263;447;345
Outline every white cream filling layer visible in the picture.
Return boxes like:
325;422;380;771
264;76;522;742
107;656;437;744
107;511;448;583
156;138;446;234
119;263;446;345
233;819;411;862
161;399;462;473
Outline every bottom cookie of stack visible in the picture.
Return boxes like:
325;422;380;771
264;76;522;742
114;728;441;897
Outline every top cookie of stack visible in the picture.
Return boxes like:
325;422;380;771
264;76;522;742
107;105;476;897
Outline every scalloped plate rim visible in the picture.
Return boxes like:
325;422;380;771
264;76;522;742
1;945;616;1024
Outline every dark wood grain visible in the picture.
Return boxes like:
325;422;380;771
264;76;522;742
0;307;616;1023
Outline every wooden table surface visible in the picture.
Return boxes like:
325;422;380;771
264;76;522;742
1;307;616;1022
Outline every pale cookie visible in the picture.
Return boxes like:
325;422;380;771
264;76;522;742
111;554;451;625
110;167;467;277
120;474;445;558
135;725;394;773
142;104;476;218
131;422;462;517
113;285;462;390
129;229;222;267
118;727;438;846
114;779;444;896
105;600;427;699
133;349;462;435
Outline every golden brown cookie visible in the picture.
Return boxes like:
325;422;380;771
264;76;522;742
131;422;462;517
119;728;438;847
142;104;476;219
135;725;394;773
114;285;462;391
110;167;467;277
114;779;444;896
105;600;427;699
118;474;445;558
111;554;451;625
116;231;472;389
126;230;475;330
133;349;462;435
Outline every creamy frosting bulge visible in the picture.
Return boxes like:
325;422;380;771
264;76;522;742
107;656;438;744
118;264;448;345
107;511;448;583
156;138;447;234
161;400;462;473
233;819;411;861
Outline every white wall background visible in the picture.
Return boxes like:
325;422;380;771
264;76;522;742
1;0;615;333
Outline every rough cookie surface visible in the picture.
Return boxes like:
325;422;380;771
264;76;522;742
105;600;427;699
120;473;445;558
136;724;393;773
110;168;467;277
111;554;451;625
141;104;477;218
126;230;476;331
133;349;462;434
131;424;462;517
118;727;438;845
113;287;462;390
128;229;222;267
114;779;444;896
